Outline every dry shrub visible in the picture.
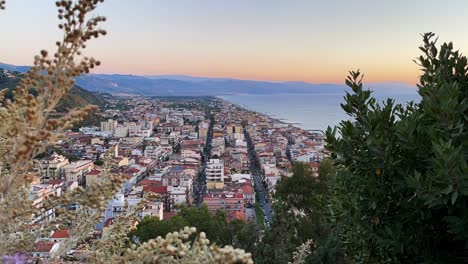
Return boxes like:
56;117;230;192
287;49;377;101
0;1;252;263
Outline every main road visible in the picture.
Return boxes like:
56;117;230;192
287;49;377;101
194;114;214;207
244;128;273;225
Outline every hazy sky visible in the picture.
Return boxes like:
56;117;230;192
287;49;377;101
1;0;467;84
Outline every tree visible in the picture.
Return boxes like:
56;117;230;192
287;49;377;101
326;33;468;263
130;215;189;243
275;162;326;215
255;162;344;264
130;205;259;248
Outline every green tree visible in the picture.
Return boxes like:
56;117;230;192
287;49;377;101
130;205;259;249
256;162;344;264
326;33;468;263
130;215;189;243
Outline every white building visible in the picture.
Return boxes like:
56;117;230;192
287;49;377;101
101;119;117;133
168;186;188;205
142;201;164;219
37;152;69;180
128;122;142;137
62;160;94;183
114;125;128;138
144;145;162;159
206;159;224;183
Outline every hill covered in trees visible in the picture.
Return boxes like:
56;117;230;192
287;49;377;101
0;68;105;112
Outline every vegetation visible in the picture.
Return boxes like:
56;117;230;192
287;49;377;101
0;68;105;112
324;33;467;263
1;68;106;128
254;162;343;264
250;33;468;264
130;205;260;255
1;0;466;262
254;204;266;229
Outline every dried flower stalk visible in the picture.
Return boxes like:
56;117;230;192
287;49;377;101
0;1;253;263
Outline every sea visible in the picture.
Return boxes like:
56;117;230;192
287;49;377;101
221;93;421;132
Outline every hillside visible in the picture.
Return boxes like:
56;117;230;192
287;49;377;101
0;68;105;112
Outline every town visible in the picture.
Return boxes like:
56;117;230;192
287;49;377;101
30;96;326;258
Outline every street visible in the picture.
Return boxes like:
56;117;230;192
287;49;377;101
244;129;273;225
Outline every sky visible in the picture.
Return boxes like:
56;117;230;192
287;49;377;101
1;0;467;84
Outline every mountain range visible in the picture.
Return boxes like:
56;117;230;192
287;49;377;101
0;62;419;97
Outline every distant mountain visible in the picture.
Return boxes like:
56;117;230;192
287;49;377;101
0;68;105;112
1;62;419;97
144;74;234;82
0;62;31;73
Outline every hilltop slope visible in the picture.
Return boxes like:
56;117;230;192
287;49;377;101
0;68;105;112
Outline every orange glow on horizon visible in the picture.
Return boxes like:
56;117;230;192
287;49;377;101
90;63;420;85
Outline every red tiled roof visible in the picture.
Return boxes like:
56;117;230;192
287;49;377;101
44;179;64;186
104;218;115;227
124;168;140;173
143;186;168;194
241;185;254;194
139;179;163;187
34;242;56;252
51;230;69;239
310;162;320;168
163;211;178;219
87;169;101;176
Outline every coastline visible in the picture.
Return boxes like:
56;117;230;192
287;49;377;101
216;96;325;136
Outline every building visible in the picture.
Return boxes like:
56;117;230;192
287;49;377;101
206;159;224;183
141;201;164;219
128;122;142;137
32;242;59;259
203;193;245;221
37;152;69;180
30;182;63;223
114;125;128;138
62;160;94;184
50;230;69;243
101;119;117;133
85;169;102;187
144;145;162;159
198;121;209;138
226;124;243;135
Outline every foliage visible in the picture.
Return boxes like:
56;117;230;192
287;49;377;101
326;33;468;263
254;203;266;228
0;69;105;112
256;162;344;264
130;204;259;254
98;227;253;264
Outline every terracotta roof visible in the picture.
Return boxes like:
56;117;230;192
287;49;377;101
104;218;115;227
139;179;163;187
310;162;320;168
241;185;254;194
44;179;64;186
163;211;178;219
34;242;56;252
51;230;69;239
87;169;101;176
143;186;168;194
124;168;140;174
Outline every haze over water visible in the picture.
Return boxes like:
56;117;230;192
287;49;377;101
222;93;421;131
